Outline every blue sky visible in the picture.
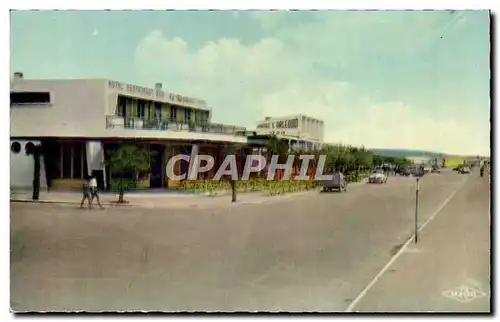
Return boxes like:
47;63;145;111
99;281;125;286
10;10;490;155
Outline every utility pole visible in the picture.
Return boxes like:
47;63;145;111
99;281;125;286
414;177;420;243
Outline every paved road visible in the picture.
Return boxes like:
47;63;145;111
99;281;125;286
351;171;490;312
11;171;487;312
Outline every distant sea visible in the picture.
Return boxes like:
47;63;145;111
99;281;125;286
372;148;448;158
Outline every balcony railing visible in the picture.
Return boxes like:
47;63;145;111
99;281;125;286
106;115;247;136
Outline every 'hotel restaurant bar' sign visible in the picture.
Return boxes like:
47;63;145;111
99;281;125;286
108;80;207;109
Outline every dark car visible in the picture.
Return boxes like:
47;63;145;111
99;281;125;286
411;165;425;177
395;166;411;176
319;172;347;192
431;165;441;173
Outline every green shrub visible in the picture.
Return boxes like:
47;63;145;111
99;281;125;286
110;178;137;192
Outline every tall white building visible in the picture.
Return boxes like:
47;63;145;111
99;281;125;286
255;114;324;150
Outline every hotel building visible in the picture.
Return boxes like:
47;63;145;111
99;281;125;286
10;73;251;190
10;73;326;191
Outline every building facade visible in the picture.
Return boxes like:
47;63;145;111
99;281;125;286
10;74;251;190
255;114;324;151
10;74;324;191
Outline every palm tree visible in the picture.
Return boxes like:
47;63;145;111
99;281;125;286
107;144;152;203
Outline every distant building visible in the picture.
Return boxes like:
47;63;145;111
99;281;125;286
407;156;432;165
253;114;324;151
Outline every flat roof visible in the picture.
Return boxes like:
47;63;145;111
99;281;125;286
260;114;324;123
11;76;210;111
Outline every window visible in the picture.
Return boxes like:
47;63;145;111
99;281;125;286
154;102;162;120
55;142;86;180
62;144;72;179
170;107;177;121
135;100;141;118
141;101;149;119
117;96;127;116
11;92;51;105
11;142;21;154
177;108;185;122
73;144;83;179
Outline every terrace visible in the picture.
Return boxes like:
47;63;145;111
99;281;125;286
105;115;247;137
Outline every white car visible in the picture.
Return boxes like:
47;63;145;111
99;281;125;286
459;166;471;174
368;170;388;184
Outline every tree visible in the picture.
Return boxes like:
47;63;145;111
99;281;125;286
266;135;289;162
107;144;152;203
25;143;42;200
221;143;245;203
350;146;372;180
265;135;290;180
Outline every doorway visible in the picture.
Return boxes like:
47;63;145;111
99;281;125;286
150;144;165;188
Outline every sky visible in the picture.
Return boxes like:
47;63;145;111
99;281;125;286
10;10;490;156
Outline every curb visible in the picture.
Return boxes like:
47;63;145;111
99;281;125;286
10;199;134;208
10;181;367;209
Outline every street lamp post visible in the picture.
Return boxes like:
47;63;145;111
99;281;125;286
414;177;420;243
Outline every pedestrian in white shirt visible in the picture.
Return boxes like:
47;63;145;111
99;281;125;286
89;175;104;209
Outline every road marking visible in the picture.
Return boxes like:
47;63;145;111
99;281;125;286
442;285;487;303
344;175;470;312
402;247;422;253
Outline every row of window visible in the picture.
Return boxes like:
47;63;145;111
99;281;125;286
116;95;209;123
11;92;51;105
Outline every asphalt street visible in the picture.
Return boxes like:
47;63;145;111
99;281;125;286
351;170;490;312
10;170;489;312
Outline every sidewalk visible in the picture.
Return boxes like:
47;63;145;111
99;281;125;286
350;175;490;312
10;189;321;210
11;178;369;210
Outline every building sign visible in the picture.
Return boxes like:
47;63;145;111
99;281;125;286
257;118;299;130
107;80;207;108
256;117;300;138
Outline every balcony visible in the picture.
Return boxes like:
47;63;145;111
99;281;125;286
106;115;246;136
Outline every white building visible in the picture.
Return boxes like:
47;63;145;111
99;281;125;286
407;156;433;165
255;114;324;150
10;73;247;190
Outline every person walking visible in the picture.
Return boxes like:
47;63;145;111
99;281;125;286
80;176;92;209
89;175;104;209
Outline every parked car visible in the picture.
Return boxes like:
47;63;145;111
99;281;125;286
458;166;471;174
423;166;433;173
395;166;411;176
368;169;388;184
411;165;425;177
319;172;347;192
